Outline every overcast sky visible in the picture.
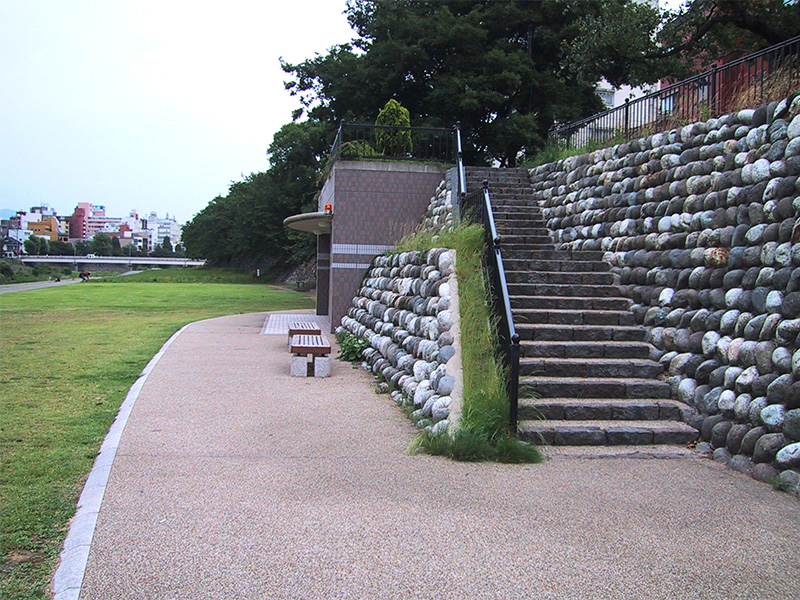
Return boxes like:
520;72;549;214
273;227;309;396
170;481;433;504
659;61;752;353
0;0;354;224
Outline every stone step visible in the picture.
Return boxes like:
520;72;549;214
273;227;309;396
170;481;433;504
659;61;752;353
489;189;532;198
519;398;686;421
519;376;671;399
466;182;531;191
514;308;635;326
507;282;623;297
504;259;610;273
539;445;700;459
520;340;651;359
505;271;616;286
519;357;663;379
494;217;545;227
515;323;645;342
518;419;699;446
466;170;528;177
510;295;632;311
497;234;553;245
504;247;605;261
491;199;541;209
495;226;549;236
494;216;545;224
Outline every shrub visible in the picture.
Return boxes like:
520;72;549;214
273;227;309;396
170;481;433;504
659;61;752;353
340;140;379;160
336;330;371;362
0;261;14;280
375;99;412;156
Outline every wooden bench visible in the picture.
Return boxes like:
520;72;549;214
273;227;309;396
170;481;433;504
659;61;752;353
290;334;332;377
288;321;322;346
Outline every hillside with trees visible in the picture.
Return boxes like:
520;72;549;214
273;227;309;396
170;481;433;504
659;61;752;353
183;0;800;271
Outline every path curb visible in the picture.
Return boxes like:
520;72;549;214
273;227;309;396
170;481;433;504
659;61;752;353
51;322;194;600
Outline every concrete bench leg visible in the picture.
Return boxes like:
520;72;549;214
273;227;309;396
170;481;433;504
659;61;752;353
291;355;309;377
314;356;331;378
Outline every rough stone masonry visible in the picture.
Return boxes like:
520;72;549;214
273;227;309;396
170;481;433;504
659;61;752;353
531;94;800;494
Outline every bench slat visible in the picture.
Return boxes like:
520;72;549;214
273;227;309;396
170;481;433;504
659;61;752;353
290;334;331;355
289;321;322;334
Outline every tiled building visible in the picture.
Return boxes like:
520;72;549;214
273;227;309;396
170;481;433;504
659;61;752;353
287;160;444;330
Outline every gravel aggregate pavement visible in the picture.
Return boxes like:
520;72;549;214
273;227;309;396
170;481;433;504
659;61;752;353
72;312;800;600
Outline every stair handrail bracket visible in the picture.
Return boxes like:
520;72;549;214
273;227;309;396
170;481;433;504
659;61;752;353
462;178;521;432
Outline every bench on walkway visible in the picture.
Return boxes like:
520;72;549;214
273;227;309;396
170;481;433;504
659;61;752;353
287;321;322;346
290;334;331;378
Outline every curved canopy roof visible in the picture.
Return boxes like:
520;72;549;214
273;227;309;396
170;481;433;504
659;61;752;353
283;211;332;235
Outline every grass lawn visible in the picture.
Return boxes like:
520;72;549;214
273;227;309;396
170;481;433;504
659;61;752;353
100;266;268;285
0;280;313;599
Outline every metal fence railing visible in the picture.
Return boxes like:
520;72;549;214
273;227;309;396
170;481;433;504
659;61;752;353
552;34;800;148
330;122;454;164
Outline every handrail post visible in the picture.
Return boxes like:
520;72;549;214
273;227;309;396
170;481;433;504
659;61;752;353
509;334;520;432
710;63;718;113
623;98;630;139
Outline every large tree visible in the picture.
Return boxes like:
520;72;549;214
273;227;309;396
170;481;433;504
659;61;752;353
284;0;627;165
283;0;800;165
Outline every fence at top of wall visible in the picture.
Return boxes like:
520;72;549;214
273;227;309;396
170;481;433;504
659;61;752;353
552;34;800;149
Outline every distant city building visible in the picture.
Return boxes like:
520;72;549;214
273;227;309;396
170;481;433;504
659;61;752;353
27;215;69;242
2;201;184;254
148;211;182;249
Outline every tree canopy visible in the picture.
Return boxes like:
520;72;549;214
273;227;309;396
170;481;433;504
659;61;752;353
182;120;330;267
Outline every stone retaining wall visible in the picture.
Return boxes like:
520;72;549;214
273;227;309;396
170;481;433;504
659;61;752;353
421;178;455;234
337;248;461;434
530;95;800;493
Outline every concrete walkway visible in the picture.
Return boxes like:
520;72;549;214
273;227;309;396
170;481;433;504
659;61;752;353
64;312;799;600
0;278;81;294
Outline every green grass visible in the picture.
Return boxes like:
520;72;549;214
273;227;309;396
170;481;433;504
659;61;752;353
524;132;629;169
100;267;267;285
396;225;542;463
0;281;313;599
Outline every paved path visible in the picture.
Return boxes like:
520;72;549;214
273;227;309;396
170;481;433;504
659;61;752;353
0;278;81;294
64;312;799;599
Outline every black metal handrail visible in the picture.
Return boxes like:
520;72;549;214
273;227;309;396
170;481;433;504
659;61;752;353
330;122;454;163
461;180;521;432
552;34;800;148
453;123;467;202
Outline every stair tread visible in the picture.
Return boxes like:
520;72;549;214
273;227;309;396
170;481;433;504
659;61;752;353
516;323;642;330
520;357;660;365
520;375;668;383
520;339;646;345
539;445;701;459
511;294;630;300
515;308;632;316
520;419;697;430
521;397;685;406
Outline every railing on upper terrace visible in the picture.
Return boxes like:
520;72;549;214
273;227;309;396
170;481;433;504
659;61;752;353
460;179;521;432
552;34;800;148
330;122;454;164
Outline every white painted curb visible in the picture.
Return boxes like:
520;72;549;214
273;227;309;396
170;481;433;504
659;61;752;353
51;322;194;600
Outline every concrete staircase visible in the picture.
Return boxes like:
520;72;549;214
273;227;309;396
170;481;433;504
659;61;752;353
464;167;699;450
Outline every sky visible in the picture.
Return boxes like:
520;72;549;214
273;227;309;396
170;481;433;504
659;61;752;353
0;0;355;224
